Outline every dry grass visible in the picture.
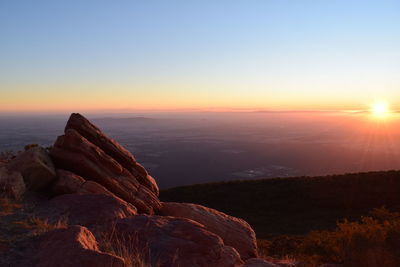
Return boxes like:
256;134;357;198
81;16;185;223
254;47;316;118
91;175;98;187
99;227;149;267
0;198;22;215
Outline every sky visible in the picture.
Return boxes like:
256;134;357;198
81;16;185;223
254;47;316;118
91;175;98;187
1;0;399;113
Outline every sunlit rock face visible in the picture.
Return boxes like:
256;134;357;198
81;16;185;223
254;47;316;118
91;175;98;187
159;202;258;260
50;113;161;214
33;226;125;267
111;215;244;267
36;193;137;229
65;113;159;196
8;146;56;190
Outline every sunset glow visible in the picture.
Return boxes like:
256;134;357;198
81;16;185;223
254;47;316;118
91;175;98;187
371;102;389;117
1;1;400;113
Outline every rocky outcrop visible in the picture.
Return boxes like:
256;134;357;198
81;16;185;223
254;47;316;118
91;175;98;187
36;194;137;229
8;146;56;190
0;167;25;199
50;129;161;214
33;225;125;267
52;169;116;197
159;202;258;260
112;215;244;267
51;170;86;195
65;113;159;195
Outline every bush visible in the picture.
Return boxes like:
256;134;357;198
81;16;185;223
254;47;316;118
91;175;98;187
263;207;400;267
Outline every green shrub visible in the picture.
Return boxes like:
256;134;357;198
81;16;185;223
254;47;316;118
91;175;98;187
263;207;400;267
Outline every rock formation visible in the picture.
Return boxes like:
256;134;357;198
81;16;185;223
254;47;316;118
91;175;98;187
111;215;244;267
0;167;25;199
50;128;160;214
34;225;125;267
8;146;56;190
159;202;258;260
36;194;137;229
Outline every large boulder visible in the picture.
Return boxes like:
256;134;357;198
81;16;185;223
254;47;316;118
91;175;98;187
8;146;56;190
0;167;25;199
65;113;159;195
50;129;161;214
111;215;244;267
33;225;125;267
51;170;85;195
36;193;137;229
159;202;258;260
52;169;116;197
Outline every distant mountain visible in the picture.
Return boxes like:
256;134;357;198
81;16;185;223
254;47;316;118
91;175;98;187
160;170;400;239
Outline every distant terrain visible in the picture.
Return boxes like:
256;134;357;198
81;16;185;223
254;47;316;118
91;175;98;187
2;112;400;189
161;170;400;239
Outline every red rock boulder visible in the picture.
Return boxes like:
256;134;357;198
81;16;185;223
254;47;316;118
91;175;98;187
52;169;116;197
50;129;161;214
111;215;243;267
65;113;159;195
36;193;137;229
33;225;125;267
8;146;56;190
0;167;25;199
159;202;258;260
51;169;85;195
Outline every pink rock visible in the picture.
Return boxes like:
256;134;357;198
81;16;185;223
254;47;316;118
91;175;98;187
78;180;116;197
52;169;116;198
52;170;85;195
159;202;258;260
33;225;125;267
8;146;56;190
0;167;25;199
65;113;159;195
37;193;137;228
50;129;161;214
112;215;244;267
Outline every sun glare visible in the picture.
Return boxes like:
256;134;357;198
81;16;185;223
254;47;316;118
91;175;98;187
371;102;389;117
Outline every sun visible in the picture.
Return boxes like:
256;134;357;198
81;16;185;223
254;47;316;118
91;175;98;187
371;102;389;117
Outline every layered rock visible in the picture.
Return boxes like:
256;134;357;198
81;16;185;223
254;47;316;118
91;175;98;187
111;215;244;267
33;225;125;267
0;167;25;199
50;129;161;214
52;169;116;197
160;202;258;260
36;194;137;229
8;146;56;190
65;113;159;195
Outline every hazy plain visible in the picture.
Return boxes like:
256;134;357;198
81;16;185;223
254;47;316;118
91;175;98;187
1;111;400;189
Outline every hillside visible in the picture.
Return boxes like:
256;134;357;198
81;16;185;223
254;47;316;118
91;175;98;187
160;171;400;239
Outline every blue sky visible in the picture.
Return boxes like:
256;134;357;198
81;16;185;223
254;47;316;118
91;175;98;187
1;0;399;111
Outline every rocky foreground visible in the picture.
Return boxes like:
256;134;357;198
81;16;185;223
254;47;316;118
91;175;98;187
0;113;296;267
